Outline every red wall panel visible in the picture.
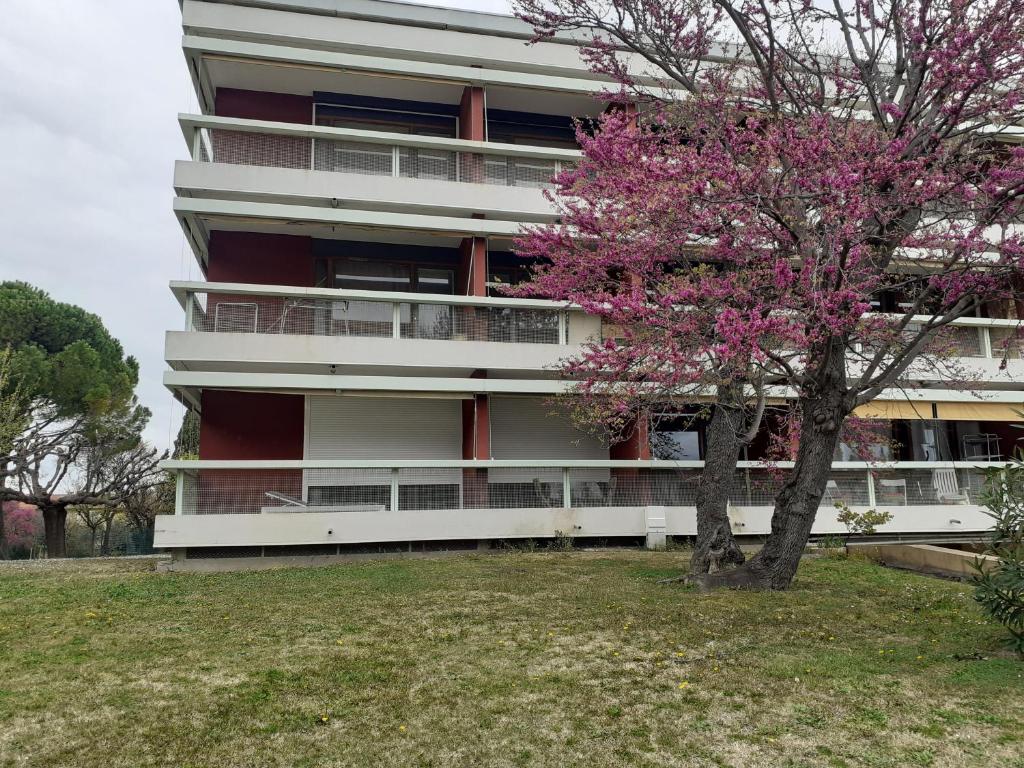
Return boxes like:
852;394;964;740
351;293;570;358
207;231;314;286
215;88;314;124
199;390;305;460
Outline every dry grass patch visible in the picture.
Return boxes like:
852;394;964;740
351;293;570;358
0;550;1021;767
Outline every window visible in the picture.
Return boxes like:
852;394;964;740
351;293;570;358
651;413;705;460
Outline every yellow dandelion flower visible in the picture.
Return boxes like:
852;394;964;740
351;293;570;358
678;681;689;689
399;725;407;732
336;640;344;646
916;655;924;660
613;652;620;657
85;612;97;618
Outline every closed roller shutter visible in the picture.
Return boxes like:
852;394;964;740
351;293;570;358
489;396;608;482
305;396;461;492
307;395;461;459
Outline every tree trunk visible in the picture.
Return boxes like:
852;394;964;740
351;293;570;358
697;346;848;590
101;516;113;556
41;505;68;558
0;505;6;560
690;394;746;575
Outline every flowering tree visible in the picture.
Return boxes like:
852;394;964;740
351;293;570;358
514;0;1024;588
1;501;42;558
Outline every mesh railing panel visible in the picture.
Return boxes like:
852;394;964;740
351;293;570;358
187;294;563;344
819;471;873;507
725;470;787;507
402;305;560;344
924;326;985;358
190;295;394;337
872;467;987;506
176;466;988;515
199;129;569;188
991;326;1023;359
207;129;310;169
314;139;394;175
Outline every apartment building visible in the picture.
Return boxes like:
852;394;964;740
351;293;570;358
157;0;1024;563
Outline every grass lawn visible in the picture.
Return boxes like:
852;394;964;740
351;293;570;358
0;551;1022;768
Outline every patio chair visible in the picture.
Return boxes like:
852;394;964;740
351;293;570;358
264;491;306;508
932;468;970;504
877;478;908;506
822;480;845;507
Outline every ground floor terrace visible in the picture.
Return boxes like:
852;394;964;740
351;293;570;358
157;390;1020;556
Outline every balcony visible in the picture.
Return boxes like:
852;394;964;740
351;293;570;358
156;459;997;549
174;115;578;234
165;281;599;376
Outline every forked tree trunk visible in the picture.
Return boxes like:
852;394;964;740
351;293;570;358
697;347;848;590
690;396;746;575
41;505;68;559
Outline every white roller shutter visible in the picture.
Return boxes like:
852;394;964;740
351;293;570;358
305;395;461;489
489;396;608;482
307;395;462;459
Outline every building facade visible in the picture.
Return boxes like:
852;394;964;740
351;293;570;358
158;0;1024;562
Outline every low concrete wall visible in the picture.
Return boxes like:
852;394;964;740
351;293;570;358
852;543;999;579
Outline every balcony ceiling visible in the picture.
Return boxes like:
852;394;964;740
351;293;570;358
205;56;466;105
197;214;469;248
201;57;604;121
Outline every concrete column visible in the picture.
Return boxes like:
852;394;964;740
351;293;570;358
462;372;490;507
459;85;486;141
458;236;488;298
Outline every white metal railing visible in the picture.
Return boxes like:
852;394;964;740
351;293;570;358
602;314;1023;360
180;114;581;190
163;459;997;516
173;282;1021;356
172;282;573;345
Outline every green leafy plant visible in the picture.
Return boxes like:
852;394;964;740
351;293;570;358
973;458;1024;657
836;504;894;538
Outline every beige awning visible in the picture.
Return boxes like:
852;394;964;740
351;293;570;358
853;400;1024;421
935;402;1024;421
853;401;934;420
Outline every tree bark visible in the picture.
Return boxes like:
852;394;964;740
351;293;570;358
100;516;113;556
0;505;6;560
696;345;848;590
41;504;67;558
690;394;746;575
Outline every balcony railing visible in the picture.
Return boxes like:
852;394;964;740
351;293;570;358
180;114;581;190
164;459;995;516
172;282;573;345
600;315;1022;360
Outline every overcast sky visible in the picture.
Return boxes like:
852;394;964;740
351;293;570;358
0;0;511;451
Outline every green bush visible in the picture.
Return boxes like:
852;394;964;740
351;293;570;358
974;460;1024;657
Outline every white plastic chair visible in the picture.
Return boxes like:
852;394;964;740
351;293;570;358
822;480;844;507
932;468;970;504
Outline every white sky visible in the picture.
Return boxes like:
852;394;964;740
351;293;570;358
0;0;511;451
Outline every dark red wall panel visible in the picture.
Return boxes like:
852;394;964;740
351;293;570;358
215;88;314;124
207;231;314;286
199;390;305;460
